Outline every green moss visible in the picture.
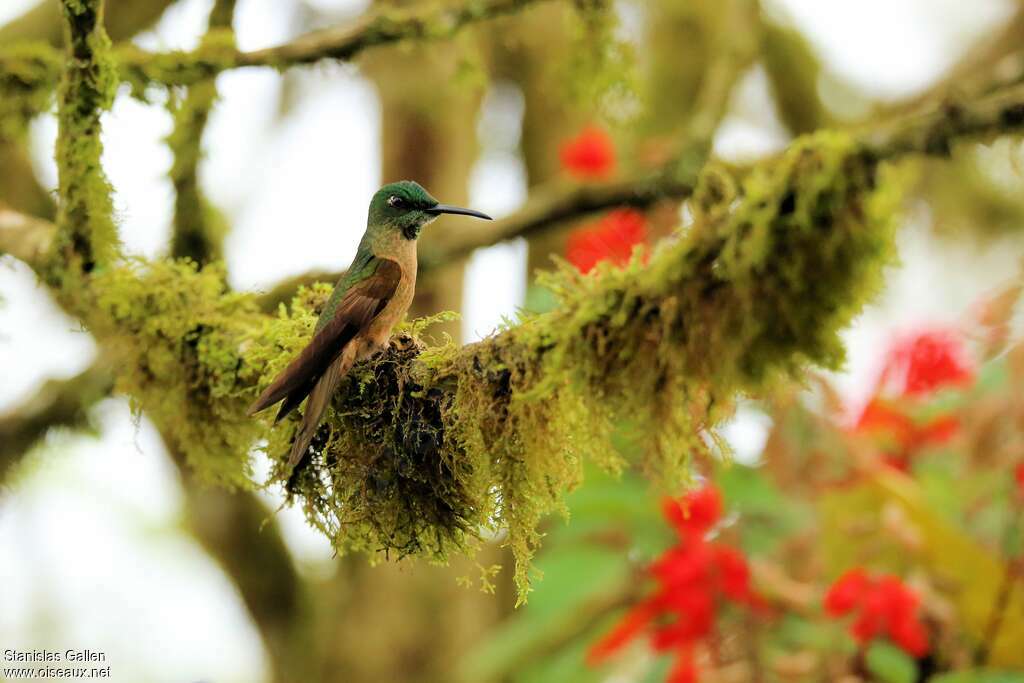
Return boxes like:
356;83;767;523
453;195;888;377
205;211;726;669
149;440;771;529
166;76;227;264
45;0;120;290
91;260;268;487
0;43;60;142
118;30;238;98
564;0;636;116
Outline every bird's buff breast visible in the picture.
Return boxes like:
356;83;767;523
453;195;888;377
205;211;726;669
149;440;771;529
358;241;417;359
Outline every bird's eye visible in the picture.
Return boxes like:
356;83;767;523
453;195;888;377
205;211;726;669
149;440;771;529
387;195;406;209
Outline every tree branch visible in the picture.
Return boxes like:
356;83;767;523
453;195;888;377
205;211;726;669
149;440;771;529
0;0;559;96
0;203;55;267
0;361;113;480
258;0;759;312
0;0;181;47
167;0;236;265
46;0;118;290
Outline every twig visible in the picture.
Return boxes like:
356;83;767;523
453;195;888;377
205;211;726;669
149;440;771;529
0;361;114;480
0;0;558;93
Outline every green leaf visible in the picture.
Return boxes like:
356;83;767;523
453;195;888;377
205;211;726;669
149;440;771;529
864;641;917;683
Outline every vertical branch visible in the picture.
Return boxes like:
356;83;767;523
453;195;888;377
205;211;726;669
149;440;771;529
46;0;119;290
167;0;236;265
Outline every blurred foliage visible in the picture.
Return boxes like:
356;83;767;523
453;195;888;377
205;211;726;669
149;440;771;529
467;305;1024;680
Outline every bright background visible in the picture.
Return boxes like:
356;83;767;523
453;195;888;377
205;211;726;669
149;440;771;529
2;1;1023;681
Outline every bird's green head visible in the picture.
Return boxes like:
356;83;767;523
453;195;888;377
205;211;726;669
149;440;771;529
367;180;492;240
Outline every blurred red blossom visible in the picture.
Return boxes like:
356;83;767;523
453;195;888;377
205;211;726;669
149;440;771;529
566;208;647;274
559;125;615;180
1015;463;1024;496
824;569;929;657
662;485;723;540
854;328;975;469
587;486;763;682
854;399;960;471
878;329;975;397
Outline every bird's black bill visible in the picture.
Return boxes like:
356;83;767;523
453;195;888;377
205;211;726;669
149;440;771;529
427;203;493;220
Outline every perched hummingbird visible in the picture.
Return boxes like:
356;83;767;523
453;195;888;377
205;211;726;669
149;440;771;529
248;180;492;472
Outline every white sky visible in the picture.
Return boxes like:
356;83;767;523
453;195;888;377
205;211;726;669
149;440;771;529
1;0;1022;680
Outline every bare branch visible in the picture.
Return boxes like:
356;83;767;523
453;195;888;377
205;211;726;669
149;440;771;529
0;203;54;267
0;361;113;480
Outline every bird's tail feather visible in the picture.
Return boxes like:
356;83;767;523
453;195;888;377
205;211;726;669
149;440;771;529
285;351;352;472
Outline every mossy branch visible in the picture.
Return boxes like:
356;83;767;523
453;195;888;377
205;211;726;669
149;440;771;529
166;0;236;265
44;0;118;291
258;79;1024;313
6;79;1024;601
0;0;558;99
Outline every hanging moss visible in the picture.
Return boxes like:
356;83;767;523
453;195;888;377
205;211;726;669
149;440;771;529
91;259;269;487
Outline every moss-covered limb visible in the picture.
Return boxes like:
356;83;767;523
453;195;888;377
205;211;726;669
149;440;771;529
260;131;897;601
865;81;1024;160
44;0;119;290
0;0;180;47
0;361;114;480
2;0;559;96
166;0;236;265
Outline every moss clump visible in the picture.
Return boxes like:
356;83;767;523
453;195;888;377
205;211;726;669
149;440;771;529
92;260;268;487
247;290;485;561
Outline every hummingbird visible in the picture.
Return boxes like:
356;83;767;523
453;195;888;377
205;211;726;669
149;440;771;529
248;180;492;472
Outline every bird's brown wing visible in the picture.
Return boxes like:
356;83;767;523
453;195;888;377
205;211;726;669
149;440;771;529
247;258;402;419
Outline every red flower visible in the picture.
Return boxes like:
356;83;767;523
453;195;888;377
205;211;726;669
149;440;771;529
823;570;929;658
1015;463;1024;496
559;125;615;180
854;399;960;470
666;648;697;683
662;485;723;540
879;329;974;397
824;568;871;616
586;600;659;665
566;209;647;274
588;486;762;682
